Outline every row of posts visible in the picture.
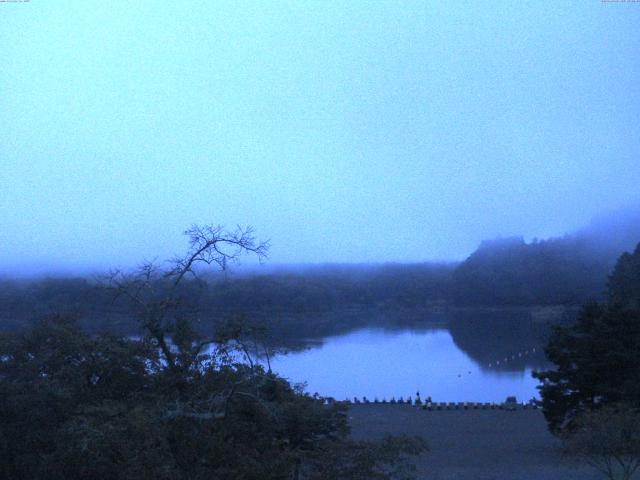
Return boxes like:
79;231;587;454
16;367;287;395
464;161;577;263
326;394;540;410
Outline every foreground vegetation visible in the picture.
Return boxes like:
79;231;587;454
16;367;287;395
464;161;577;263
0;226;425;480
0;316;425;479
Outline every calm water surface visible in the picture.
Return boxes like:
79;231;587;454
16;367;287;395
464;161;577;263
270;324;547;403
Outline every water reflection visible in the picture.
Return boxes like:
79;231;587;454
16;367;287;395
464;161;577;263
447;309;552;372
130;307;572;403
270;311;566;403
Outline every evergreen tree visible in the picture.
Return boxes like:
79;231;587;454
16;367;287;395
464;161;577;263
534;243;640;433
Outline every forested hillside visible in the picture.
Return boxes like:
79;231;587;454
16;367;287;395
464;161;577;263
1;207;639;330
451;207;640;306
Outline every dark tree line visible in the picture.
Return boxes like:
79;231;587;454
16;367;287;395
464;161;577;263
450;236;616;306
0;237;626;334
0;263;455;335
2;208;639;335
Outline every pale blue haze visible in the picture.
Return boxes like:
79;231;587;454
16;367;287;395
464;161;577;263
1;1;639;274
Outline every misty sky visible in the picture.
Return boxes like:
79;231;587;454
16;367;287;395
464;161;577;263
1;1;639;274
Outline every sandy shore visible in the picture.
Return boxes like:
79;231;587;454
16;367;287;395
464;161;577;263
348;405;598;480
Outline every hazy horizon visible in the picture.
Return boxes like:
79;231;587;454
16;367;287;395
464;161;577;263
2;2;639;275
3;201;639;279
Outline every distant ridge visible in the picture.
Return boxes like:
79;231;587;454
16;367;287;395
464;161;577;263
451;204;640;306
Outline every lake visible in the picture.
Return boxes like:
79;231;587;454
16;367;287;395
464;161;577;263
133;307;566;403
267;310;559;403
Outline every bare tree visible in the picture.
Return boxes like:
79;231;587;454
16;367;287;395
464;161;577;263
166;225;268;287
564;405;640;480
101;224;272;420
104;224;269;371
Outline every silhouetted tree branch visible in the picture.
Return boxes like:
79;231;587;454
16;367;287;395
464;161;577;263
102;224;269;370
